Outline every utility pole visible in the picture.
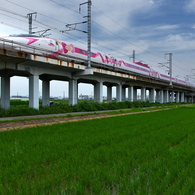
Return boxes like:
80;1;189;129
60;0;93;72
129;50;135;62
27;12;50;37
165;53;173;86
79;0;92;69
27;12;37;34
185;72;195;103
87;0;92;69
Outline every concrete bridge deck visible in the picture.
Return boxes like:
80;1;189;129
0;47;194;109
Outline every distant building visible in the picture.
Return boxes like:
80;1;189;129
50;96;63;100
79;94;93;100
11;95;29;101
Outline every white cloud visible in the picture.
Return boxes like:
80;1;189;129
150;33;195;52
149;0;155;5
156;24;180;30
148;0;164;7
167;34;183;41
185;0;195;12
92;0;161;34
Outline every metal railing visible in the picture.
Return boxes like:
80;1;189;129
0;38;195;91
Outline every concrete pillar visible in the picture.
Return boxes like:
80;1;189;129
116;84;122;102
122;86;126;101
69;79;78;105
149;88;155;103
94;81;103;103
160;90;164;103
141;87;146;101
133;88;137;101
0;77;1;99
128;86;134;102
170;91;174;102
188;97;190;103
1;76;10;109
156;91;160;102
184;96;187;103
176;92;180;103
29;75;39;109
107;86;112;103
186;97;189;103
164;90;169;103
181;92;185;102
42;80;50;107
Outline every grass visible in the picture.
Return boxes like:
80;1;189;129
0;99;187;117
0;105;166;123
0;107;194;194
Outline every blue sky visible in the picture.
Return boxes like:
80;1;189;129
0;0;195;96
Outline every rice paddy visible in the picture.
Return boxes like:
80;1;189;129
0;106;194;194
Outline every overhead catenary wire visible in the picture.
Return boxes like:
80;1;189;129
2;0;136;57
1;0;193;79
91;4;193;77
0;6;181;76
92;5;165;55
1;0;88;46
49;0;164;61
1;0;168;61
0;21;27;32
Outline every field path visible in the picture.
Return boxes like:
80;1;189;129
0;108;171;132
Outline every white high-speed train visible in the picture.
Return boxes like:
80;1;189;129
0;34;193;88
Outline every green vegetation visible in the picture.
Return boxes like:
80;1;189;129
0;99;186;117
0;107;194;194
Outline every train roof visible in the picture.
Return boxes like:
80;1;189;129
134;62;150;68
9;34;41;38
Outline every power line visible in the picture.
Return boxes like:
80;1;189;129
91;5;165;58
49;1;166;66
0;3;181;73
91;4;194;76
1;0;193;78
1;0;87;45
0;6;26;18
50;0;80;14
0;21;27;32
92;5;154;48
1;0;168;68
49;0;151;59
0;10;27;23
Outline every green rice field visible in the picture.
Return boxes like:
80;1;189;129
0;107;194;194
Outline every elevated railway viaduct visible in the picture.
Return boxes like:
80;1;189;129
0;47;194;109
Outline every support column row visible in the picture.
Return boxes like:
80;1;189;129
0;77;189;110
